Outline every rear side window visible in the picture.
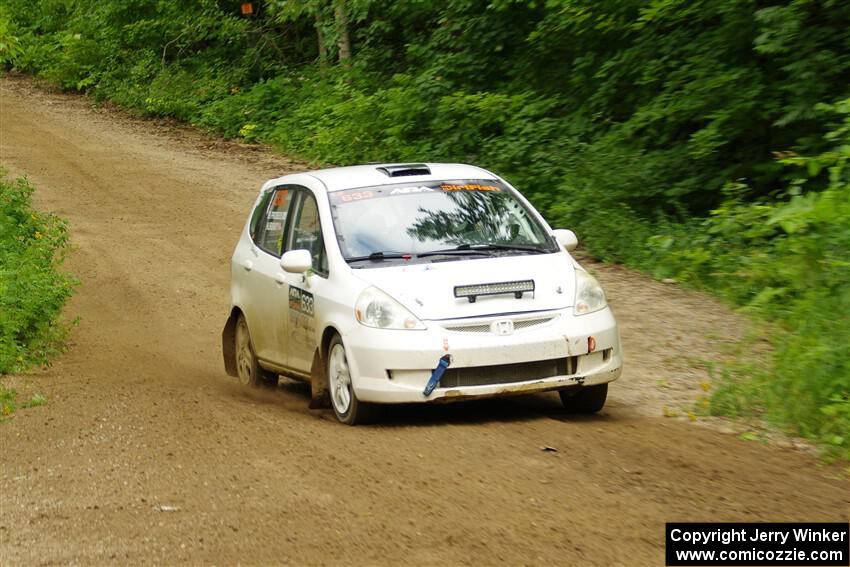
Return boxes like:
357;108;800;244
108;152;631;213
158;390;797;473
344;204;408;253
253;187;296;256
249;190;273;241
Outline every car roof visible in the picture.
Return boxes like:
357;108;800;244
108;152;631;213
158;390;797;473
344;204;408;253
276;163;499;193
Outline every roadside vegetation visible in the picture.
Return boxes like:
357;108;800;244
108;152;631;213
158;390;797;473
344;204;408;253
0;171;76;418
1;0;847;456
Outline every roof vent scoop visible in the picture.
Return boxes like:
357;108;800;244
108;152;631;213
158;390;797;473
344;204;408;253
376;164;431;177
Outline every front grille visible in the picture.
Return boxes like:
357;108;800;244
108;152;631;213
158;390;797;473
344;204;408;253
443;323;491;334
442;315;557;334
513;316;556;330
439;357;577;388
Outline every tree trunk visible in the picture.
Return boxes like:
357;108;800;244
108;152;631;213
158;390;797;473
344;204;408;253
334;1;352;62
315;13;328;69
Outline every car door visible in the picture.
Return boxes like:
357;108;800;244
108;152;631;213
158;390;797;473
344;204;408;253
282;189;330;373
237;186;296;366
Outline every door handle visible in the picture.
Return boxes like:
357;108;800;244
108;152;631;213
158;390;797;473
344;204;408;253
242;259;253;271
275;273;287;286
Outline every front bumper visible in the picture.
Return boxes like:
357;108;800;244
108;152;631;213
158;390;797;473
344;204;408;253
344;307;622;404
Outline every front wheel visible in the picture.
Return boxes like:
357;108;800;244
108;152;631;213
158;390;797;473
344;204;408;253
234;314;279;388
327;335;376;425
559;383;608;414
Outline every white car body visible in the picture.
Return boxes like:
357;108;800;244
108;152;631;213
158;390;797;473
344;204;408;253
222;163;622;423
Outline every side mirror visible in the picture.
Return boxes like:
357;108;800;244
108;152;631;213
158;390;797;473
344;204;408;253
553;229;578;251
281;249;312;274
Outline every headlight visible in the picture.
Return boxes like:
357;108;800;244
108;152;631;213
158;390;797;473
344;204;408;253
355;287;426;330
574;270;607;315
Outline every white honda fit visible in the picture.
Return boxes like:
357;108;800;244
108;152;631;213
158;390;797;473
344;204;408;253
222;163;622;424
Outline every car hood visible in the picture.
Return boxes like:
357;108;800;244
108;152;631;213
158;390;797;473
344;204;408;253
352;253;575;320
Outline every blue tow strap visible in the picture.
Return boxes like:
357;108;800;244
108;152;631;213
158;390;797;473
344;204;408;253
423;354;452;396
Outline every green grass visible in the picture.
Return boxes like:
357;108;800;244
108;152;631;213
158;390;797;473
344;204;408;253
0;384;46;421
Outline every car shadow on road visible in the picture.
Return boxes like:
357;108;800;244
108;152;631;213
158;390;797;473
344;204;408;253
274;377;614;426
375;395;616;427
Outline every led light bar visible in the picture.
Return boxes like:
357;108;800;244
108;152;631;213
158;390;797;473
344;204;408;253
454;280;535;303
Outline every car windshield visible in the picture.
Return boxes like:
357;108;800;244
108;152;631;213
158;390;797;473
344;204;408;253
328;179;557;265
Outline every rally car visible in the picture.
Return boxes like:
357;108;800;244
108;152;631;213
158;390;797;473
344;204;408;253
222;163;622;424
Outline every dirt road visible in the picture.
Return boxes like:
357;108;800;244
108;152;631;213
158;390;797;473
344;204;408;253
1;75;847;566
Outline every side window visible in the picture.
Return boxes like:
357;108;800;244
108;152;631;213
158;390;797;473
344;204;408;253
286;192;328;275
249;190;274;242
256;188;295;256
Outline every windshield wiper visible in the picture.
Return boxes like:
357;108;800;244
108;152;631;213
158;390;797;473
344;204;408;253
463;243;550;253
416;248;494;258
418;243;550;258
344;251;411;263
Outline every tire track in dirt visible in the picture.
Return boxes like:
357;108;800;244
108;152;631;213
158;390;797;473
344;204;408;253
1;76;846;566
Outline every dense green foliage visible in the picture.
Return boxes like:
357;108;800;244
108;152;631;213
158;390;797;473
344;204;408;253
655;102;850;455
2;0;848;453
5;1;849;219
0;172;76;375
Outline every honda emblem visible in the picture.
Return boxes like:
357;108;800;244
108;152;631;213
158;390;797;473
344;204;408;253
492;320;515;336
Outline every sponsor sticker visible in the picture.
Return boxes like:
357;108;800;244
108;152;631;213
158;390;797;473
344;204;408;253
339;190;376;202
331;180;506;204
439;183;500;192
288;286;314;317
273;190;289;207
390;186;434;195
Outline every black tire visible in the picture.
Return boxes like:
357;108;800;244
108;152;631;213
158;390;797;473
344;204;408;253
559;383;608;414
327;334;377;425
234;314;279;388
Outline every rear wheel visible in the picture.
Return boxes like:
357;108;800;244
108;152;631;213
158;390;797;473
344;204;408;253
327;334;376;425
559;383;608;414
235;314;279;388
